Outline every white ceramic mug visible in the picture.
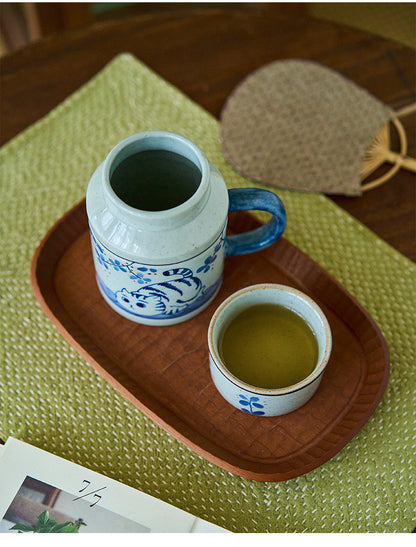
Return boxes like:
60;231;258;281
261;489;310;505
86;131;286;326
208;284;332;416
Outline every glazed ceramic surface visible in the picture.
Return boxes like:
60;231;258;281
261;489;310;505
208;284;332;416
86;132;286;325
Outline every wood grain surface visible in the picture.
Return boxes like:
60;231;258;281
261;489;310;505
1;7;415;260
31;200;389;481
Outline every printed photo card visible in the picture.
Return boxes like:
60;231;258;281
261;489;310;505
0;438;226;534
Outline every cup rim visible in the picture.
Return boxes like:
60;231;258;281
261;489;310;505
207;283;332;395
102;131;210;226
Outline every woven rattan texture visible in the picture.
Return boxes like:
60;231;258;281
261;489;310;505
0;54;415;532
220;59;395;196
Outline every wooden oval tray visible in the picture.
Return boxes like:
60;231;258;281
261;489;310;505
31;200;389;482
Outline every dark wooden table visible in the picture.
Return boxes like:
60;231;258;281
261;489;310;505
1;7;415;260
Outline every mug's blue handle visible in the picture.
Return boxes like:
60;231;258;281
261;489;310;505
225;188;287;257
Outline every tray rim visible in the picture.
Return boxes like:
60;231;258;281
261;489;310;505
30;199;390;482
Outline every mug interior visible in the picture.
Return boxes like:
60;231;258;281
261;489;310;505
209;284;332;394
105;132;208;213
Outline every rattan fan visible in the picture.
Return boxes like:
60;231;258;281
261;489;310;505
360;103;416;192
220;60;416;196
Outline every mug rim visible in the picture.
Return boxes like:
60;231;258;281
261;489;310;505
208;283;332;396
102;131;211;224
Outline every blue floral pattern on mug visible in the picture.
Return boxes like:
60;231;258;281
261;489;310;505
91;230;224;320
129;266;158;285
238;394;265;415
196;241;222;273
92;232;155;284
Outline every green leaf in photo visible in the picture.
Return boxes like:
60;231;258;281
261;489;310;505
10;523;35;532
36;510;50;528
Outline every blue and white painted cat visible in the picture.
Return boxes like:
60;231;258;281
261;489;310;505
115;268;204;317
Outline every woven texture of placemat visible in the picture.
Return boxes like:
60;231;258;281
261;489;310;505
0;54;415;533
220;59;395;196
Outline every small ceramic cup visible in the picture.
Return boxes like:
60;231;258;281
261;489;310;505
208;284;332;417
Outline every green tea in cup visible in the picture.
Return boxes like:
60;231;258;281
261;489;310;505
208;284;332;417
219;303;319;389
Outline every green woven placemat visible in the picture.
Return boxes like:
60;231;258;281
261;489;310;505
0;53;415;533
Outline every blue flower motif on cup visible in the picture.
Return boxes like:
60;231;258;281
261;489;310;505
91;231;155;284
91;232;104;254
92;233;110;270
107;258;129;272
96;252;109;270
238;394;265;415
94;246;133;275
197;240;223;273
129;266;157;285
